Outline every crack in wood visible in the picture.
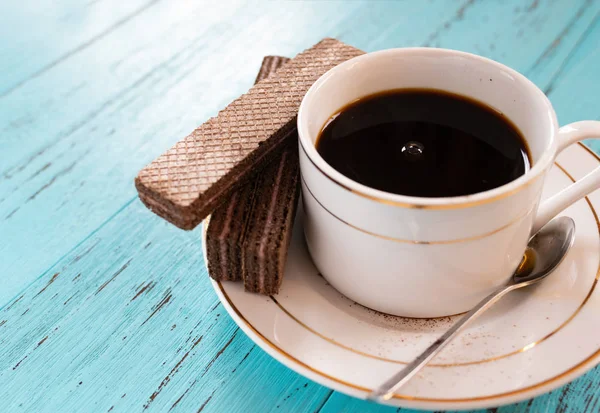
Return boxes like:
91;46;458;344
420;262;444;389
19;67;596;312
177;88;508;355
33;273;60;298
63;293;77;306
5;207;19;220
422;0;477;46
196;389;216;413
529;0;593;71
201;330;238;377
5;294;24;310
543;9;600;95
71;240;100;264
27;161;77;202
144;335;203;409
12;355;28;370
279;381;309;406
12;334;50;370
130;281;155;302
169;378;197;411
141;290;172;325
313;390;334;413
24;162;52;183
95;259;132;294
2;144;48;180
231;346;254;373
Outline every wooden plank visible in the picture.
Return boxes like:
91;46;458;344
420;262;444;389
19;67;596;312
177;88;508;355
525;1;600;90
0;0;256;172
0;201;332;412
0;0;266;304
0;0;469;305
0;0;154;96
540;11;600;154
1;0;594;307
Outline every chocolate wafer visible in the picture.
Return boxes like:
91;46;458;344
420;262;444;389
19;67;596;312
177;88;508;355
206;56;290;282
242;140;300;295
136;38;363;230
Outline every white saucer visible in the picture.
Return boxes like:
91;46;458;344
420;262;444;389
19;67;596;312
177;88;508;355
205;143;600;411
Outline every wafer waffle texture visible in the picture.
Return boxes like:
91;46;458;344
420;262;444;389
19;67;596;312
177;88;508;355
135;38;364;230
205;55;290;283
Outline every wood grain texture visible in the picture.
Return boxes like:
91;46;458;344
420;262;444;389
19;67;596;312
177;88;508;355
2;1;600;412
0;0;473;305
0;202;332;412
3;0;598;305
0;0;155;97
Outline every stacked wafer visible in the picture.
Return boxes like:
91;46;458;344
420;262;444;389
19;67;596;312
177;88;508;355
135;38;364;294
207;57;299;294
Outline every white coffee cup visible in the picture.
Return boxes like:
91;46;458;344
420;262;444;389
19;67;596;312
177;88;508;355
297;48;600;318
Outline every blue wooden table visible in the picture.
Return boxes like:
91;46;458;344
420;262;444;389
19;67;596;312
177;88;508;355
2;1;600;412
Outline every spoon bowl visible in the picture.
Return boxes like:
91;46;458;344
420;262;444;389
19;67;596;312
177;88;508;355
512;216;576;286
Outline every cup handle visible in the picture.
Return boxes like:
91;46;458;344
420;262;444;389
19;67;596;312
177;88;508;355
532;121;600;234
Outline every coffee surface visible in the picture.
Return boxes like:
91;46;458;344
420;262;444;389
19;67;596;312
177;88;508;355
316;89;530;198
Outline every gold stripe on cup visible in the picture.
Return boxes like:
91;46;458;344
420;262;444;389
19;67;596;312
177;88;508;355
300;174;536;245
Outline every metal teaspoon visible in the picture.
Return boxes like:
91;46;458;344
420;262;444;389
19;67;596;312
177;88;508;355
369;216;576;402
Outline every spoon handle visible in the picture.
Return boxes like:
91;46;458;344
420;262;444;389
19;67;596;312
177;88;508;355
368;282;518;402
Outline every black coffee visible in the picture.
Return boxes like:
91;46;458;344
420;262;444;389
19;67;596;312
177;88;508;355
316;89;530;198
